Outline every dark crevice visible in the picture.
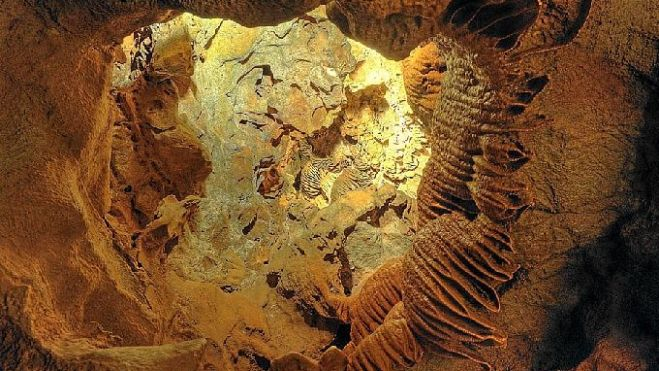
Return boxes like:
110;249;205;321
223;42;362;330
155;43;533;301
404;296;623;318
242;215;257;235
326;323;352;350
253;354;271;370
266;272;281;288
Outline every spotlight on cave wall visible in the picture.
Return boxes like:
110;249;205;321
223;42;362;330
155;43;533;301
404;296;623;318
106;7;429;369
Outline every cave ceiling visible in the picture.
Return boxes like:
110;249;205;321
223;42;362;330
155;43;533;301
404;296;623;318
0;1;658;371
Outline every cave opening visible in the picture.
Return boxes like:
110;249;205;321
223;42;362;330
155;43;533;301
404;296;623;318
107;7;432;369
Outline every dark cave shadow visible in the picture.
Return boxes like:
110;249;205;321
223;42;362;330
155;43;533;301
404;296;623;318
529;237;618;371
531;58;659;371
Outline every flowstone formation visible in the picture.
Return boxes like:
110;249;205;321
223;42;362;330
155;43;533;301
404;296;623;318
283;0;588;369
1;1;659;371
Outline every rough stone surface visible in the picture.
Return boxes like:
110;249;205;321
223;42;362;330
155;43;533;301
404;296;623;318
0;0;658;370
402;42;445;126
109;8;426;369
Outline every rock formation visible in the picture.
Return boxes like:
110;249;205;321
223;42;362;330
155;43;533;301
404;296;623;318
298;1;587;369
1;0;658;371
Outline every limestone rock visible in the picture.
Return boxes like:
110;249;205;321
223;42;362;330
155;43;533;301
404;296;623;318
1;0;659;370
402;42;445;125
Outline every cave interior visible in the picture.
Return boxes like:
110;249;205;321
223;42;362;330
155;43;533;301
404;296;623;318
0;1;658;371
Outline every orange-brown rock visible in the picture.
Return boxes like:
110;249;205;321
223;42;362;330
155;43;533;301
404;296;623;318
0;1;336;368
402;42;446;125
1;0;659;371
346;303;423;371
326;0;451;59
403;214;514;366
573;338;649;371
320;2;592;370
330;258;404;345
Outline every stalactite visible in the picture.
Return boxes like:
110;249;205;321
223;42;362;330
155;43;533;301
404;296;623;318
318;1;592;370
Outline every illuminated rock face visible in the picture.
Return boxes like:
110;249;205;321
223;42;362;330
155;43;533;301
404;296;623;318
1;1;659;371
402;42;446;126
106;8;430;369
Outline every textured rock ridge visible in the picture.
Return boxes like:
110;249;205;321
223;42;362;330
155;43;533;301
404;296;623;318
402;42;446;125
298;1;594;370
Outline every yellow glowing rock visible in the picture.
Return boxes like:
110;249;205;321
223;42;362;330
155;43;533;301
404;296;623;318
338;39;429;199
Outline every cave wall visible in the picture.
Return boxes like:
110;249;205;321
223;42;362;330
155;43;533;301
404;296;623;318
0;0;658;370
423;1;659;370
104;9;430;369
